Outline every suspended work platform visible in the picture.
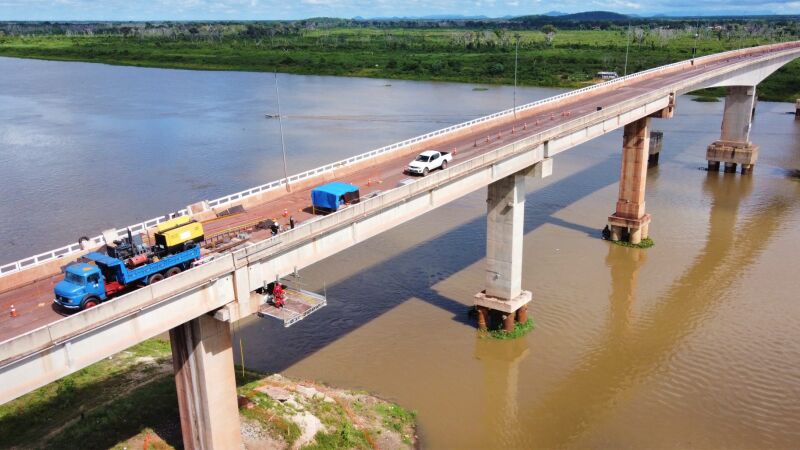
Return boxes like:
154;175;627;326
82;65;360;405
257;287;327;328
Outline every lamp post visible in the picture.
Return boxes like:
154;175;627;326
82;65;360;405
513;34;520;120
274;72;291;192
623;23;631;76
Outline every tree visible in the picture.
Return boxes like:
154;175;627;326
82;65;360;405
542;24;557;34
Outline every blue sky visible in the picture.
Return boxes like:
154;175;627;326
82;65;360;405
1;0;799;21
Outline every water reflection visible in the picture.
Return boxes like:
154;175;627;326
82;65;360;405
474;337;530;448
520;170;794;448
606;244;647;338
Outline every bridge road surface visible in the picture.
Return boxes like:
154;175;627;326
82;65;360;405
0;47;784;342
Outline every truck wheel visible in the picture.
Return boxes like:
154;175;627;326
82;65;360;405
423;168;429;176
165;267;181;277
148;273;165;284
441;160;448;170
82;296;100;310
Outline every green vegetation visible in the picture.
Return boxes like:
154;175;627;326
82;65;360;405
375;403;417;435
0;339;178;449
1;19;799;101
484;318;535;340
612;237;655;249
691;87;725;102
0;339;417;449
238;374;417;449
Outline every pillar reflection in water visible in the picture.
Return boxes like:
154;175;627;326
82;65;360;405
605;244;648;339
474;337;530;448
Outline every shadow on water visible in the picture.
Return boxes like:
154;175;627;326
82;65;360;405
514;173;800;448
236;152;625;372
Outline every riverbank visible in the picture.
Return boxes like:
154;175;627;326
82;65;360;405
1;27;798;102
0;338;417;449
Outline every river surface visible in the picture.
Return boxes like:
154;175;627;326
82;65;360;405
2;57;800;448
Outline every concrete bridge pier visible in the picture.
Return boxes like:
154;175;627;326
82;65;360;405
169;314;242;450
706;86;759;175
608;117;652;245
648;131;664;167
475;169;533;332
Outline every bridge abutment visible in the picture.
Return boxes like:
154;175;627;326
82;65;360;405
706;86;759;175
608;117;652;245
474;169;532;331
169;314;242;450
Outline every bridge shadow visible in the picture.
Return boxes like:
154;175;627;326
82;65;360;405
0;360;183;449
235;149;629;372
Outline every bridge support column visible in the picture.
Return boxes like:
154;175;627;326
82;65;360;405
169;314;242;450
474;169;532;331
648;131;664;167
706;86;759;175
608;117;652;245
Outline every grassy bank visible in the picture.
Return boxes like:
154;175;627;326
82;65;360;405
1;26;798;102
0;339;178;449
0;338;417;449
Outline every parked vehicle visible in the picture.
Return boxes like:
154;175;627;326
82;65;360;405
54;217;204;311
405;150;453;176
311;181;360;212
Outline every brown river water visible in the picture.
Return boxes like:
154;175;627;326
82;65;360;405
2;57;800;448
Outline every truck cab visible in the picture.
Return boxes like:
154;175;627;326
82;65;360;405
54;263;107;310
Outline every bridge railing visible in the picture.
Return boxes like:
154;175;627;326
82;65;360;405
2;41;798;279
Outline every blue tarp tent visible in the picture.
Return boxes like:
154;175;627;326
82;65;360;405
311;182;360;211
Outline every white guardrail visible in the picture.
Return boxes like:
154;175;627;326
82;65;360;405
1;41;797;278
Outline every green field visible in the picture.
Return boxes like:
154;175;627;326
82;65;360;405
1;24;798;101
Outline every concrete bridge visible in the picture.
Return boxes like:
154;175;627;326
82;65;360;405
1;41;799;449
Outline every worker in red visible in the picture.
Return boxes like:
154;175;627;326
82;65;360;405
272;283;285;308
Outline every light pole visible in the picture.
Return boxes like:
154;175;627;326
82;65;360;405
513;34;520;120
274;72;291;192
623;23;631;76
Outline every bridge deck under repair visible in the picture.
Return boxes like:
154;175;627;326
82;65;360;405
1;42;799;405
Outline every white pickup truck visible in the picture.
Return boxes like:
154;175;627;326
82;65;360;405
405;150;453;176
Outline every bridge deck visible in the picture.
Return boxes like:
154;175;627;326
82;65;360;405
0;43;798;344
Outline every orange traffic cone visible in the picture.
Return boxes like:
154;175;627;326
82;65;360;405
282;208;288;218
10;305;17;318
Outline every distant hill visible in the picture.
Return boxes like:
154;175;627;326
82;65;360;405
362;14;490;20
556;11;630;21
544;11;567;16
512;10;630;26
